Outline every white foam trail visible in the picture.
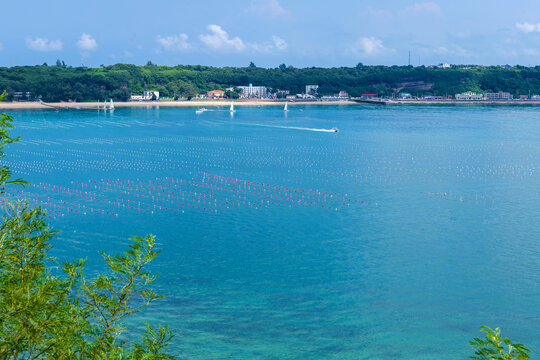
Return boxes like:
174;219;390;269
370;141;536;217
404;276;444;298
274;125;336;133
247;122;337;133
211;120;336;133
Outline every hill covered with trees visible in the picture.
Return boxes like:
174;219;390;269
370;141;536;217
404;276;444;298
2;62;540;102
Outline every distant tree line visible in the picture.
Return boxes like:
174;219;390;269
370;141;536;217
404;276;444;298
2;62;540;102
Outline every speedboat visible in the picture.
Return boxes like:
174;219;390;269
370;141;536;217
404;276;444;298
195;108;207;114
331;127;339;132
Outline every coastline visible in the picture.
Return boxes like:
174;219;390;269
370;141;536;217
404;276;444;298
373;99;540;106
2;99;540;110
0;100;355;110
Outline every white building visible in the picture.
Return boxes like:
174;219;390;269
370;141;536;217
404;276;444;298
130;91;160;101
237;84;267;98
455;91;483;100
305;85;319;95
399;92;413;99
144;91;159;100
207;90;226;99
484;92;513;101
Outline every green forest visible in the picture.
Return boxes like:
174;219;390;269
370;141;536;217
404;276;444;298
1;62;540;102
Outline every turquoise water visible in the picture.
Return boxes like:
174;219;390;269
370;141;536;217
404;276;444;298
2;105;539;359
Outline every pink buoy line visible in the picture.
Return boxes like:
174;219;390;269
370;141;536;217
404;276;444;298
0;171;373;219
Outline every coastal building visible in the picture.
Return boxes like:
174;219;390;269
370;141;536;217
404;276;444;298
361;94;377;99
130;91;159;101
275;89;290;100
237;84;267;98
399;92;413;99
484;92;513;101
143;91;160;100
286;95;296;100
207;90;225;99
337;91;349;98
13;91;32;101
422;95;452;100
455;91;483;100
305;85;319;95
520;95;529;100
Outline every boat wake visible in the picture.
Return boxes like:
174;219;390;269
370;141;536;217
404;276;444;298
209;120;338;132
274;125;337;132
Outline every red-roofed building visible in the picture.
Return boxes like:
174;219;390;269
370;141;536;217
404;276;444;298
207;90;225;99
361;94;377;99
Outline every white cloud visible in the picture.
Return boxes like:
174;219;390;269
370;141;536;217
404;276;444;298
349;37;389;56
421;44;471;58
248;0;289;18
200;25;246;52
252;35;288;52
76;33;97;51
400;2;441;16
156;34;191;51
516;22;540;33
271;36;288;51
26;37;63;51
200;25;287;53
433;46;448;54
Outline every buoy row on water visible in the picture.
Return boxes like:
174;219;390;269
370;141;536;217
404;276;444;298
427;191;523;205
1;189;116;219
0;172;371;220
16;118;187;131
8;134;540;185
7;114;539;218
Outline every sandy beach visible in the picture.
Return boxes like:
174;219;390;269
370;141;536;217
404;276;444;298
0;100;356;110
3;99;540;110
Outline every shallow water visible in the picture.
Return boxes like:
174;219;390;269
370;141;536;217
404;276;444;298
2;105;539;359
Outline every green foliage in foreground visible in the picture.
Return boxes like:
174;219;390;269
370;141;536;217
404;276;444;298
0;109;27;192
0;205;174;359
0;92;175;358
3;63;540;101
470;326;530;360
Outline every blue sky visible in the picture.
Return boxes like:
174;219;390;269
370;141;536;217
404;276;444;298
2;0;540;68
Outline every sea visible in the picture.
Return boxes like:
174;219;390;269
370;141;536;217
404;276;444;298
2;105;539;359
